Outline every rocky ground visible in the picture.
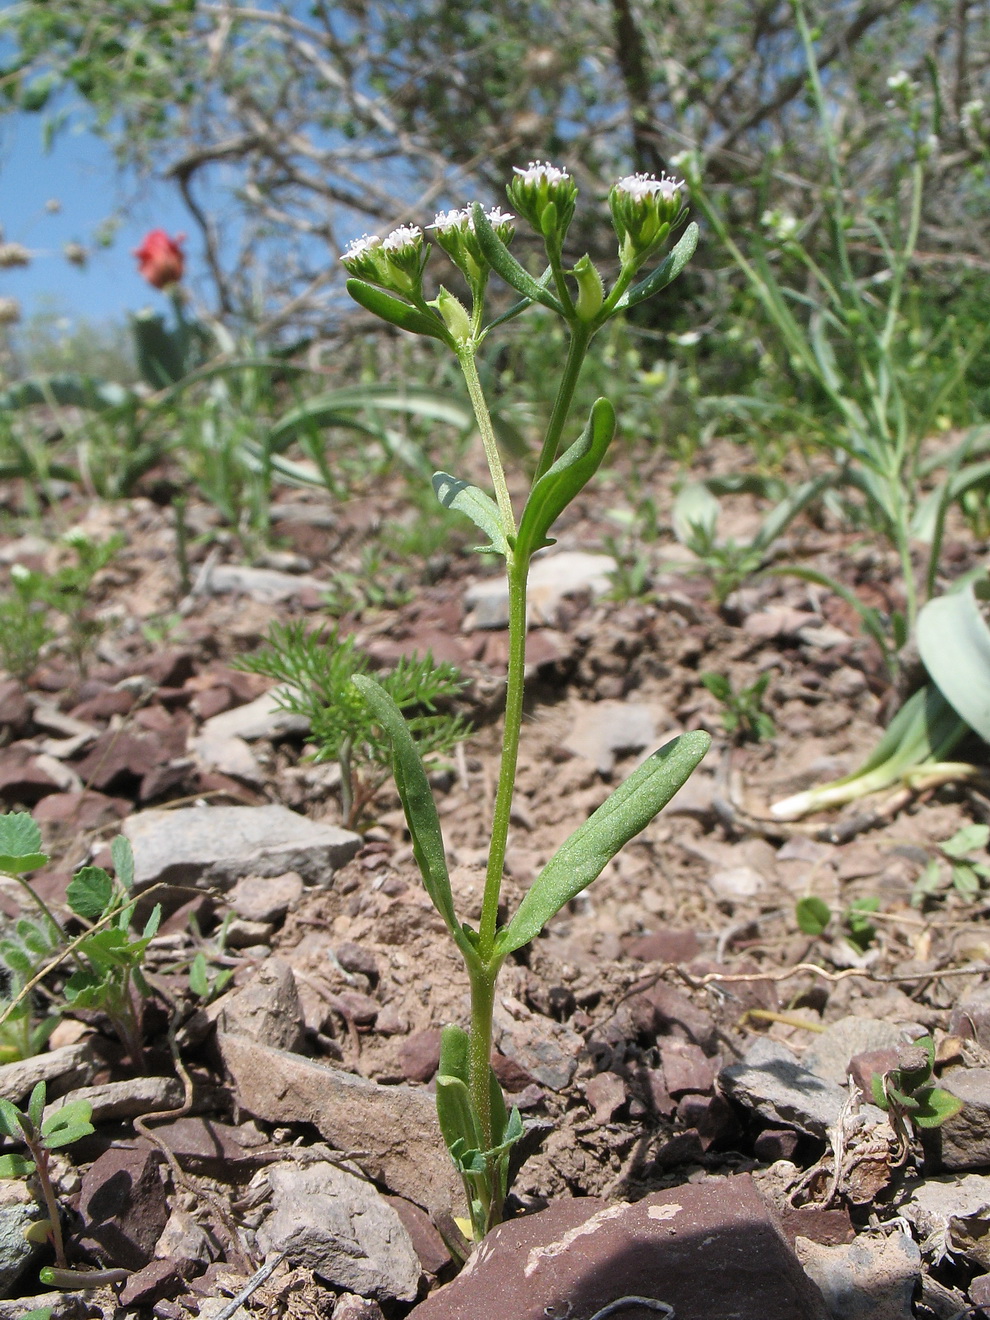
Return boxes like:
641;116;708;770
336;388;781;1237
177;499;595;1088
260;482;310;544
1;443;990;1320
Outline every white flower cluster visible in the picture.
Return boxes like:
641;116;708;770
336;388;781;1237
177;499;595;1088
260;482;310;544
382;224;422;254
512;160;571;187
340;233;381;264
431;207;514;234
613;172;682;204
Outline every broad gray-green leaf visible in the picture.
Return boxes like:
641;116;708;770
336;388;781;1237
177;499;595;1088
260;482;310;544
0;814;47;875
515;398;615;562
497;730;710;955
918;585;990;743
432;473;509;556
350;675;468;955
619;223;699;310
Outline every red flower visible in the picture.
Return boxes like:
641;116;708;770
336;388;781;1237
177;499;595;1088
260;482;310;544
133;230;185;289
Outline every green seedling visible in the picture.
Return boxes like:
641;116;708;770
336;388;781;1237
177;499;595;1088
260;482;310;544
0;1081;94;1270
911;823;990;909
237;622;468;828
871;1035;963;1138
338;164;709;1240
0;815;161;1071
5;529;123;676
700;671;775;743
795;894;879;954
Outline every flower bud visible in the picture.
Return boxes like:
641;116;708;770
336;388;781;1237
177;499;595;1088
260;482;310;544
609;172;684;267
342;225;428;298
571;255;604;322
434;286;473;344
506;161;577;245
133;230;185;289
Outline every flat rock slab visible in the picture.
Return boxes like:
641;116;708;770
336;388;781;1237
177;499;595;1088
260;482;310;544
719;1036;846;1137
408;1176;829;1320
464;551;616;630
216;1033;463;1217
124;804;361;891
257;1160;420;1301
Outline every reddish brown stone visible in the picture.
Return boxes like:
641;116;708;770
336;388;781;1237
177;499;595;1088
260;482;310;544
190;686;234;720
408;1178;830;1320
136;1116;265;1178
33;789;130;831
0;743;61;803
661;1039;720;1097
69;688;138;721
491;1052;536;1093
776;1205;855;1248
78;1146;169;1270
848;1047;900;1099
399;1029;443;1083
330;990;380;1028
385;1195;451;1277
754;1128;801;1163
643;1066;677;1117
624;981;715;1049
676;1092;739;1148
585;1070;627;1124
0;679;31;733
118;1258;188;1308
623;928;702;964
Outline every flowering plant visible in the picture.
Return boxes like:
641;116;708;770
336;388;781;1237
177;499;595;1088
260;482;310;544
133;228;185;289
342;163;709;1241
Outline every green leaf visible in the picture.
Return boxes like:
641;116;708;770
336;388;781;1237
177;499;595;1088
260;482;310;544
871;1073;889;1109
795;896;831;936
497;730;710;955
700;672;731;702
515;398;616;562
672;481;720;548
26;1081;45;1131
142;904;162;940
917;584;990;743
952;864;981;896
619;223;699;310
41;1098;93;1141
942;824;990;858
350;675;468;957
111;835;135;891
0;1154;34;1179
432;473;509;556
189;952;209;999
0;1098;23;1140
436;1078;484;1162
66;867;114;922
439;1024;471;1087
912;1086;964;1128
0;812;48;875
471;204;564;313
345;280;450;342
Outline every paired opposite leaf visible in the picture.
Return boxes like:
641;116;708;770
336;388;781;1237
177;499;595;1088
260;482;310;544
345;279;450;343
619;223;699;310
497;730;711;955
516;398;616;562
795;896;831;936
432;474;509;556
350;676;469;958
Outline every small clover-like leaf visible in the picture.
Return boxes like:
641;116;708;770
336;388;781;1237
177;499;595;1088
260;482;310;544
66;867;114;922
795;896;831;936
912;1086;964;1128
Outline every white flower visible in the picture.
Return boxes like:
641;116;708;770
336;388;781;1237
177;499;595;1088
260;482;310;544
512;160;571;187
9;564;30;583
886;70;913;92
340;233;381;264
62;527;91;548
485;207;514;228
761;209;799;240
431;209;470;233
382;224;422;253
613;172;682;204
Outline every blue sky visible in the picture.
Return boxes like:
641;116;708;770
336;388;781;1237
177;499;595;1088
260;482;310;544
0;112;192;328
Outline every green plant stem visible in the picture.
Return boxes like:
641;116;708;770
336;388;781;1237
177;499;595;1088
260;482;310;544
31;1145;67;1268
457;347;515;535
478;557;528;961
467;963;498;1156
534;324;591;482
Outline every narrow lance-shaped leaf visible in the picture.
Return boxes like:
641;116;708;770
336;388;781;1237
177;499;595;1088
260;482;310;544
345;279;451;343
471;204;564;314
111;836;134;891
515;398;615;563
435;1025;484;1158
432;474;510;556
618;223;699;310
350;675;470;958
497;731;711;956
